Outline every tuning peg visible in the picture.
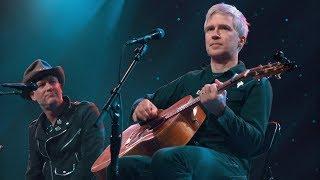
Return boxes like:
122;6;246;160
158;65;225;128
275;74;282;79
273;50;289;62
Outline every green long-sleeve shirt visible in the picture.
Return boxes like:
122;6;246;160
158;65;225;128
134;61;272;168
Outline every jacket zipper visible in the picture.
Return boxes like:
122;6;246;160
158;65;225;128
44;129;67;180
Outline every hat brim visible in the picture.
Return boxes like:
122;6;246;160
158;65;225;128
22;66;65;100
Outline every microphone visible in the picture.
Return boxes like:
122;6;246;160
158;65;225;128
126;28;165;45
1;83;38;92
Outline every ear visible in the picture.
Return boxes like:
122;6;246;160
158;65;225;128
239;36;246;46
238;36;247;50
30;91;36;101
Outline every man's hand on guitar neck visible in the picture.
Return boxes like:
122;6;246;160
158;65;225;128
132;99;159;123
199;79;227;116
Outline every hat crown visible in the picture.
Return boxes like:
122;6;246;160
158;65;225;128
23;59;52;78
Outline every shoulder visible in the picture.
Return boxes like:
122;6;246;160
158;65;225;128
28;119;38;126
28;119;39;135
178;68;206;83
71;100;102;129
72;100;100;116
254;77;272;89
73;100;97;108
242;76;272;89
244;77;273;99
71;101;97;108
185;68;205;77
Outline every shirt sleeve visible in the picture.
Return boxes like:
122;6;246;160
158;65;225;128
129;74;188;122
216;78;273;157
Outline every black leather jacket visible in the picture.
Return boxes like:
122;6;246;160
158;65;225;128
26;97;105;180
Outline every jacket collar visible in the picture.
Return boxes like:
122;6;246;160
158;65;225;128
34;96;74;141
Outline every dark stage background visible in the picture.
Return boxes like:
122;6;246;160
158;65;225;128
0;0;319;179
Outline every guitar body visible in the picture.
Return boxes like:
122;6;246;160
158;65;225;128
91;95;206;180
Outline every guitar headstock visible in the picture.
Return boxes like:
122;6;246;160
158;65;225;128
249;51;298;80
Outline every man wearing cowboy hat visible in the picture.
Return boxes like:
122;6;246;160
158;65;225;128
24;59;105;180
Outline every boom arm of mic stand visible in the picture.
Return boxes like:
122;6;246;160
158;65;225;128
0;90;22;96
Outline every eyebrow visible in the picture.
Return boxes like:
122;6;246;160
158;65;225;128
204;24;233;31
37;76;58;83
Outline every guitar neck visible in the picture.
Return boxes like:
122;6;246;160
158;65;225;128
193;69;250;104
164;69;251;119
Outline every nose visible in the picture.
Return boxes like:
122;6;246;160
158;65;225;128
211;29;220;40
44;82;54;91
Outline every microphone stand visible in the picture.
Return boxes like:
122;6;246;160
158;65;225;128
99;43;149;180
0;90;22;96
0;90;30;99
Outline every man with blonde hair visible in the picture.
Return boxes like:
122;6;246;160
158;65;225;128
116;3;272;179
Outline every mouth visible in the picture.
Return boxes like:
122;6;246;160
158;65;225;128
45;92;57;98
210;43;222;47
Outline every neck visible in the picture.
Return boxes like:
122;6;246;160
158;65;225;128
210;54;238;73
41;101;64;125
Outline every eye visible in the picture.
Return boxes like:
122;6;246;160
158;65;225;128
219;25;232;31
37;82;45;87
205;26;215;32
48;79;58;85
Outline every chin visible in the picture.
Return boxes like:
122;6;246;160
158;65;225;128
209;52;227;59
47;97;62;105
